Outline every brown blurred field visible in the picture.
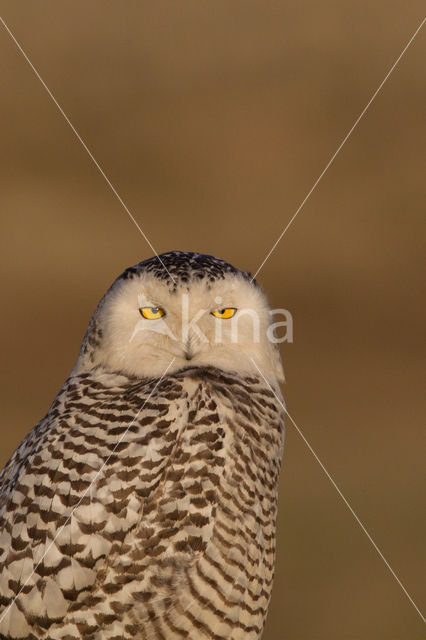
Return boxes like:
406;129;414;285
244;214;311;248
0;3;425;638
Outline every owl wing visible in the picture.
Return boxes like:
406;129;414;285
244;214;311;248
0;371;187;634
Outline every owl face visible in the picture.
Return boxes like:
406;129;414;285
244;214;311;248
75;252;284;384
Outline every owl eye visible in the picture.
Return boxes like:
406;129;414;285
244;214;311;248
139;306;165;320
211;308;237;319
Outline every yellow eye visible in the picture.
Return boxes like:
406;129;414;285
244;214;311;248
211;308;237;319
139;306;165;320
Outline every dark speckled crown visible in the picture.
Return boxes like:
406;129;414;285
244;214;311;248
118;251;256;289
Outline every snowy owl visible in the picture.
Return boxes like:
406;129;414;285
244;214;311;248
0;251;285;640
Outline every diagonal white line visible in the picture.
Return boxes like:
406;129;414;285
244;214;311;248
0;357;176;626
249;356;426;624
0;16;176;284
251;18;425;281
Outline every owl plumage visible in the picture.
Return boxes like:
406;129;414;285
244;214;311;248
0;252;285;640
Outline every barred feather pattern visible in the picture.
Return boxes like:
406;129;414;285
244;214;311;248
0;366;285;640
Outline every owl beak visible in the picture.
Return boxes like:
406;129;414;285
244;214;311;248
183;335;194;360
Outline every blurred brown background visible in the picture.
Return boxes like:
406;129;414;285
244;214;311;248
0;2;425;638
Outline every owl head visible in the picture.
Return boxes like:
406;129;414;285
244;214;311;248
74;252;284;384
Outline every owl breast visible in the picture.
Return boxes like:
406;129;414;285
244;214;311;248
0;366;284;640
